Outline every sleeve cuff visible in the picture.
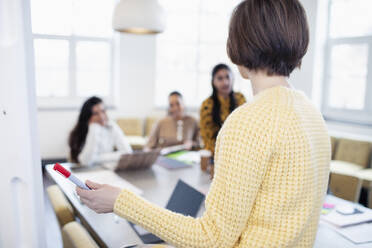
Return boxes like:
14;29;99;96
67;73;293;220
113;189;129;215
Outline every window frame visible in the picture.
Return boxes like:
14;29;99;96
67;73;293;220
33;31;117;110
154;0;250;109
322;0;372;125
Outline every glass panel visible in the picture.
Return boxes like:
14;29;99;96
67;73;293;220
72;0;114;37
34;39;69;97
157;13;199;44
76;41;111;97
199;44;230;72
200;13;229;43
197;73;213;104
329;44;368;110
155;0;246;107
157;43;197;71
31;0;73;35
155;71;197;107
201;0;241;14
159;0;200;12
330;0;372;38
156;43;198;106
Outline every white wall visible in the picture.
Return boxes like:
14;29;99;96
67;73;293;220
38;0;372;159
37;111;78;159
114;34;157;117
290;0;320;100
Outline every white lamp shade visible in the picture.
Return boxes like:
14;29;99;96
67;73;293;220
113;0;166;34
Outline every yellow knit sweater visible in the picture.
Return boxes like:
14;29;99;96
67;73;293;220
114;86;331;248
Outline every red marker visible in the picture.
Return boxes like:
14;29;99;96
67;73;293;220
53;163;90;190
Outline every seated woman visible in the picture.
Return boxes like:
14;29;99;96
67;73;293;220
69;96;132;166
200;63;246;155
145;91;199;150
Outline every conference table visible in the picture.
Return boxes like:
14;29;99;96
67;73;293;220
46;161;372;248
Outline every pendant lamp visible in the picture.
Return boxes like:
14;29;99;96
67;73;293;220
112;0;166;34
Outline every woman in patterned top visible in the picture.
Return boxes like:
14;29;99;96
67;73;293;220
200;64;246;154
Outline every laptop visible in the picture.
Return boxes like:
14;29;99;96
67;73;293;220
129;180;205;244
114;150;160;171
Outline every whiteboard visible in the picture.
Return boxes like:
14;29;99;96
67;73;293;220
0;0;46;247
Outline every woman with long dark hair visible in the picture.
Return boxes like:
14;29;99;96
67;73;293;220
200;63;246;154
69;96;132;166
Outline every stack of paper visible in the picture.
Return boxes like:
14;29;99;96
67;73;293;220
321;206;372;227
166;151;201;164
335;222;372;244
320;201;372;244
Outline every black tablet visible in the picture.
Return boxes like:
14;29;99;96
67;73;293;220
129;179;205;244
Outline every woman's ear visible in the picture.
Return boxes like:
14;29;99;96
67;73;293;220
237;65;250;79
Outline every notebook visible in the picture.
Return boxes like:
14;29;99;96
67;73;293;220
155;156;192;170
129;180;205;244
335;222;372;244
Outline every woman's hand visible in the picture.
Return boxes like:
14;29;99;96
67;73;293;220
76;180;122;213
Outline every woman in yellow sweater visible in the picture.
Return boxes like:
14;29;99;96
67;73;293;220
200;64;246;155
77;0;331;247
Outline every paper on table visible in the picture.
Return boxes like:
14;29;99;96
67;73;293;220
75;170;143;195
176;151;201;164
160;144;187;155
335;222;372;244
321;206;372;227
133;224;150;235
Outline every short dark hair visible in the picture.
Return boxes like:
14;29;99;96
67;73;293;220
227;0;309;77
169;91;182;98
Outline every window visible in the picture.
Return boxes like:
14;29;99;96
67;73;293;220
155;0;252;108
31;0;116;108
323;0;372;125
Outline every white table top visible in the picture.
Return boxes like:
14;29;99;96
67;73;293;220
47;162;210;247
315;194;372;248
46;163;372;248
